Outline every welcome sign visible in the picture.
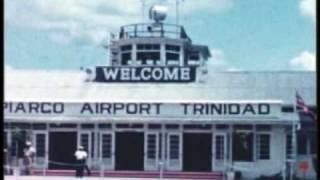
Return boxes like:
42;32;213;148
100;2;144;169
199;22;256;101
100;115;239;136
94;66;196;83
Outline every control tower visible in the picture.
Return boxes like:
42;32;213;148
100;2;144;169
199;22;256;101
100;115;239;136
103;4;211;82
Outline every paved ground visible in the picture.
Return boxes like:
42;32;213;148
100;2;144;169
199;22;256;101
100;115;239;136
4;176;179;180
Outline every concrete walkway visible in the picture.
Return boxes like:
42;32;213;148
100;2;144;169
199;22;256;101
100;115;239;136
4;176;180;180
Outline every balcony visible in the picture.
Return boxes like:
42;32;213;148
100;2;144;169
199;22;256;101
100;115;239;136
118;23;191;41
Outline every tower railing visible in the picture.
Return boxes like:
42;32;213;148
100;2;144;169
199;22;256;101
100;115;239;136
119;23;190;41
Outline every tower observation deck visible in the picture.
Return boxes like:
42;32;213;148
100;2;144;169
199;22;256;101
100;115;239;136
94;4;211;83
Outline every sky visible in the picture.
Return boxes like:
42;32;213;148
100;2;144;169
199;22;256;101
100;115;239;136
4;0;316;72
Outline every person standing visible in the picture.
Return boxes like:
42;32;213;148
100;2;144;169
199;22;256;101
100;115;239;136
23;141;36;175
74;146;87;178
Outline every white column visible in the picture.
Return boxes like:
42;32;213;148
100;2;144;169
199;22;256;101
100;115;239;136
94;124;99;168
253;124;257;162
179;45;184;66
229;125;233;171
290;123;297;180
160;43;166;66
161;124;166;170
132;43;137;65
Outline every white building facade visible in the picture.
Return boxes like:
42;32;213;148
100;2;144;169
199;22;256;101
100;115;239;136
3;9;317;179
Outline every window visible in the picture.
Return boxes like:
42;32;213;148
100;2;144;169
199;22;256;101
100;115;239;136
166;53;180;65
35;134;46;157
116;123;143;128
281;106;294;113
147;134;157;159
98;123;111;129
310;132;317;154
137;52;160;65
189;52;199;61
216;124;229;130
135;44;161;65
121;53;132;65
183;124;212;130
256;134;270;160
165;45;180;52
286;134;293;159
165;44;180;66
49;123;76;128
32;123;47;130
158;133;162;159
121;45;132;51
297;133;307;155
169;135;180;159
102;134;112;158
165;124;179;129
4;132;7;149
137;44;160;50
234;124;253;130
81;123;94;129
232;131;254;161
148;124;161;129
256;125;271;131
215;135;225;160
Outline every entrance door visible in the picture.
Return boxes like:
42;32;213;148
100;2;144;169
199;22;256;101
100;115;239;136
213;133;227;171
144;132;159;171
49;132;77;169
100;132;114;170
33;131;48;169
78;131;92;167
183;133;212;172
167;133;182;171
115;132;144;170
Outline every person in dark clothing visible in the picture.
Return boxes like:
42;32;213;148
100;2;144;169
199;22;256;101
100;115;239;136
84;158;91;176
74;146;87;178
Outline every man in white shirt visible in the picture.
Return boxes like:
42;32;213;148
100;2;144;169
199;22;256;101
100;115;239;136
23;141;36;175
74;146;87;178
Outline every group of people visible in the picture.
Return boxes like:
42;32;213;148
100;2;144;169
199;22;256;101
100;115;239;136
5;140;90;177
3;141;35;175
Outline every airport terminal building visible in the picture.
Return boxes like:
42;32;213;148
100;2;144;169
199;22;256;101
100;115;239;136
4;6;317;180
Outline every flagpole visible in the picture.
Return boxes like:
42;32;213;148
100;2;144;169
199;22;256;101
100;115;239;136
290;90;298;180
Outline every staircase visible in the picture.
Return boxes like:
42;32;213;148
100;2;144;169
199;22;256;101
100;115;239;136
31;169;224;179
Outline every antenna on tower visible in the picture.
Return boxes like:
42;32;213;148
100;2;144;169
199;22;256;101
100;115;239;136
175;0;185;26
141;0;146;23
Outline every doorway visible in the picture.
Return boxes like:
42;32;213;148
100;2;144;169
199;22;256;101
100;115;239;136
49;132;77;169
183;133;212;172
115;132;144;170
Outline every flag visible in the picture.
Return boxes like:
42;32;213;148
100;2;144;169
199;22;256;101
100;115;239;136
296;91;316;120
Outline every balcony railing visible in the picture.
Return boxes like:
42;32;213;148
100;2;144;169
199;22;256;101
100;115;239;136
118;23;191;41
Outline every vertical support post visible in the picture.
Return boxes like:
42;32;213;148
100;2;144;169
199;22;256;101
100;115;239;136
253;124;257;162
159;161;164;180
290;122;297;180
100;158;104;178
141;0;145;24
175;0;180;39
229;125;233;172
132;43;137;66
161;124;166;171
176;0;179;26
291;91;298;180
179;44;184;66
160;43;166;66
94;124;99;170
43;156;46;176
